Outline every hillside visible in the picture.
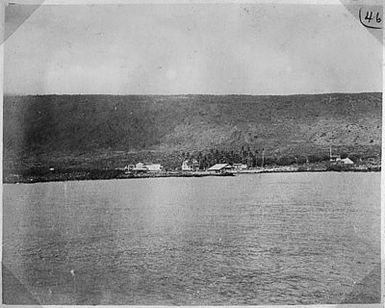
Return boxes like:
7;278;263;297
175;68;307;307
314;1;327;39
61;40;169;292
3;93;382;174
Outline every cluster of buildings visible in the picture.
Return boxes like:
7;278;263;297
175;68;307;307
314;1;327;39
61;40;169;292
122;147;356;174
123;160;248;174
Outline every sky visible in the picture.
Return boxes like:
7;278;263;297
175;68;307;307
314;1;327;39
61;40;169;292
4;3;383;95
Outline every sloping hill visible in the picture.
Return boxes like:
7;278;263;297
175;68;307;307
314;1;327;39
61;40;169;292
3;93;381;171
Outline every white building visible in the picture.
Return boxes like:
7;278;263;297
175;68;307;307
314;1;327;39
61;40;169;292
182;160;191;171
146;164;163;172
341;157;354;165
207;163;232;173
182;159;199;171
133;162;148;172
131;162;164;173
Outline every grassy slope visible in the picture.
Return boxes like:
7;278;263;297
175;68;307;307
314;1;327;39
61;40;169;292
3;93;381;172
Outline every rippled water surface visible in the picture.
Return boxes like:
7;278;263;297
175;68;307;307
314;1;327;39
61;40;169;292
3;172;381;304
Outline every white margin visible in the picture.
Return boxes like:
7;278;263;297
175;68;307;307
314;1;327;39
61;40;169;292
0;1;383;308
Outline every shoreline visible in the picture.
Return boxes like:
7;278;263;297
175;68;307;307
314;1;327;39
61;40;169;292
3;166;381;184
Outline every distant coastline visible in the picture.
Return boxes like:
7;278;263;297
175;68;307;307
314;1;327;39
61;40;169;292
4;163;381;184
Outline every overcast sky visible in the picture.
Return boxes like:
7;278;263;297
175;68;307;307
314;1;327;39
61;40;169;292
4;3;382;95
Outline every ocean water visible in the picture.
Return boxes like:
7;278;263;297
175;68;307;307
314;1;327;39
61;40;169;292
3;172;381;305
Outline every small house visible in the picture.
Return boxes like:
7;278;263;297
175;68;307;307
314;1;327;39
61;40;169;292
182;159;199;171
207;163;232;173
133;162;148;172
146;164;163;172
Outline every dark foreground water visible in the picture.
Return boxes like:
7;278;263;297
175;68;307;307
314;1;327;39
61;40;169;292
3;172;381;305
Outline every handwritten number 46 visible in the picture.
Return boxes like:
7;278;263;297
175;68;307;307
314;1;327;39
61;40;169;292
365;11;381;23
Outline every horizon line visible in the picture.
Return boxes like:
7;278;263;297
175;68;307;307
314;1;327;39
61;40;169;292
3;91;382;97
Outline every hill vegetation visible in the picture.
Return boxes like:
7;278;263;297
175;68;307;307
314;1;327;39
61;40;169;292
3;93;381;178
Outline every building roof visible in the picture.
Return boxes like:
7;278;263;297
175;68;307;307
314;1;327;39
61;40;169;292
207;163;229;171
341;157;354;164
146;164;162;170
